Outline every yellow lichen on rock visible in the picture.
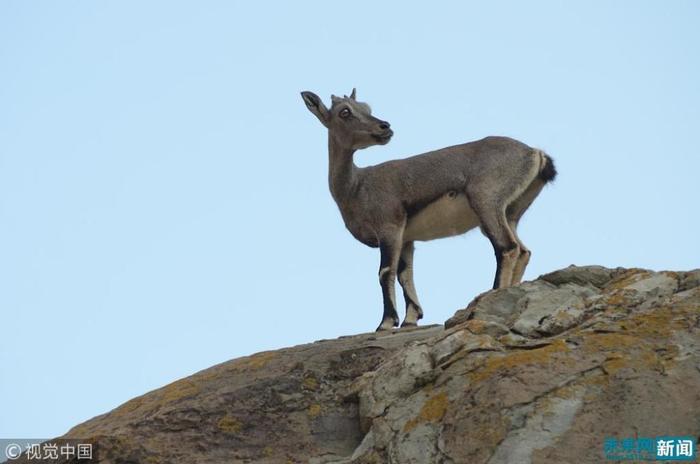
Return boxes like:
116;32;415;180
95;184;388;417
404;391;449;432
111;396;145;417
232;351;278;371
308;403;322;418
469;339;571;384
218;414;243;434
605;268;651;291
107;379;200;419
160;379;200;405
302;376;319;391
581;306;685;376
467;416;510;451
463;319;487;333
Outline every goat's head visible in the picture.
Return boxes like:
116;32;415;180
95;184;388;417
301;89;393;150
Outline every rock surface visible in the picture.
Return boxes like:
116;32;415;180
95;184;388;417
18;266;700;463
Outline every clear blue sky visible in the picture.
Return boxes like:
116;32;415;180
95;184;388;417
1;1;698;439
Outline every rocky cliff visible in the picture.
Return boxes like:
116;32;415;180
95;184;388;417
20;266;700;463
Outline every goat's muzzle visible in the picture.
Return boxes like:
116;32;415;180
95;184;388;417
373;128;393;144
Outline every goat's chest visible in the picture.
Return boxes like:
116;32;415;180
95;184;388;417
404;192;481;242
339;206;381;248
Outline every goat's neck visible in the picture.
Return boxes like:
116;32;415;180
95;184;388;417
328;134;359;203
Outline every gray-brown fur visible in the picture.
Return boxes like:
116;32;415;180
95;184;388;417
301;89;556;331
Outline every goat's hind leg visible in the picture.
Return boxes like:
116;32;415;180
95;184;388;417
508;223;530;286
506;176;548;285
474;204;520;289
398;241;423;328
469;149;545;288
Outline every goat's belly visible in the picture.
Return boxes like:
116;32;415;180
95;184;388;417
404;193;480;242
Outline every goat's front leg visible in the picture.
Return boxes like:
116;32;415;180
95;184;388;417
376;229;403;331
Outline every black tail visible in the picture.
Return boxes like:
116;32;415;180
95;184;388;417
539;154;557;183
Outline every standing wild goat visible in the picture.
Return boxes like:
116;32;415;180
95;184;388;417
301;89;556;331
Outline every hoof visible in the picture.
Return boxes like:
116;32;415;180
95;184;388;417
376;317;399;332
402;305;423;328
405;305;424;324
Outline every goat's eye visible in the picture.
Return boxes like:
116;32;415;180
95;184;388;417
339;108;351;118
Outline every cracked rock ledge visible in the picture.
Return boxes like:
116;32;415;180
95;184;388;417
18;266;700;464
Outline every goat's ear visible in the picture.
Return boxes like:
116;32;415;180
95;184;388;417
349;88;356;100
301;91;330;128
